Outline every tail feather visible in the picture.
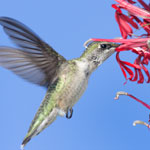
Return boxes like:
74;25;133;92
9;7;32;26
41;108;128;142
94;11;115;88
21;107;61;149
21;137;31;150
21;130;36;150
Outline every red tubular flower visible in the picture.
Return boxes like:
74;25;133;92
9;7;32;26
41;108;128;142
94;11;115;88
106;0;150;124
90;0;150;85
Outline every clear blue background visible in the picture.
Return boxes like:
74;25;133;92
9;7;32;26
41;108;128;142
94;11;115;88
0;0;150;150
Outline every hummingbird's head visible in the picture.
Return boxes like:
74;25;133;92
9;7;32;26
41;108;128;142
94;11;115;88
80;41;120;72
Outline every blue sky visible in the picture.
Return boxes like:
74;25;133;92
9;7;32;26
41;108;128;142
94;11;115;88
0;0;150;150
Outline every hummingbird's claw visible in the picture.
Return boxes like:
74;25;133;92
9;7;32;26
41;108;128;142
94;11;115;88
66;108;73;119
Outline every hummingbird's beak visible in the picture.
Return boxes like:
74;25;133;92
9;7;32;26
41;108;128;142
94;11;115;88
110;43;121;54
111;43;121;48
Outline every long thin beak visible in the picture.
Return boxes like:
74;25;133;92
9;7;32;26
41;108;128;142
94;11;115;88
111;43;121;48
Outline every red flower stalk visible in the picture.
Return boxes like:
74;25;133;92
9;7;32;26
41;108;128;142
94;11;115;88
114;91;150;109
115;91;150;128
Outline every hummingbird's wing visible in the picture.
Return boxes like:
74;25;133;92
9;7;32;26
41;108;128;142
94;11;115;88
0;17;67;87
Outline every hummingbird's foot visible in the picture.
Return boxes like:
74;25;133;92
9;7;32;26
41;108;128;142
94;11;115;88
66;108;73;119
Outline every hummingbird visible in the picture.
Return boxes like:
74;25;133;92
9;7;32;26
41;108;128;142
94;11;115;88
0;17;119;149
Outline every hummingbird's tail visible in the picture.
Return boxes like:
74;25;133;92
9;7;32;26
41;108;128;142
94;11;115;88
20;78;67;149
20;107;65;150
21;136;33;150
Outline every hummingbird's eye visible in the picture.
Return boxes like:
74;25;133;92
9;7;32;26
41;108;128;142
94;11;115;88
99;44;112;50
100;44;107;49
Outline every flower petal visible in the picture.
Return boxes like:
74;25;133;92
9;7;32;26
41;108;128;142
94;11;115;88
141;63;150;83
115;11;133;38
133;16;150;34
137;69;144;83
122;14;138;29
137;0;150;11
131;68;138;81
116;52;128;80
115;0;150;18
127;0;136;4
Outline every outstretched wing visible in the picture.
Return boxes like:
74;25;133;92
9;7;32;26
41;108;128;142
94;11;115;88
0;17;67;87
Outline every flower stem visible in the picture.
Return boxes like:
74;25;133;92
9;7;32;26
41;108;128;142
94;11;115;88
114;91;150;110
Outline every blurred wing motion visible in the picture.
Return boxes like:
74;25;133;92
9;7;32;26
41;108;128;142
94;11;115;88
0;17;66;87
